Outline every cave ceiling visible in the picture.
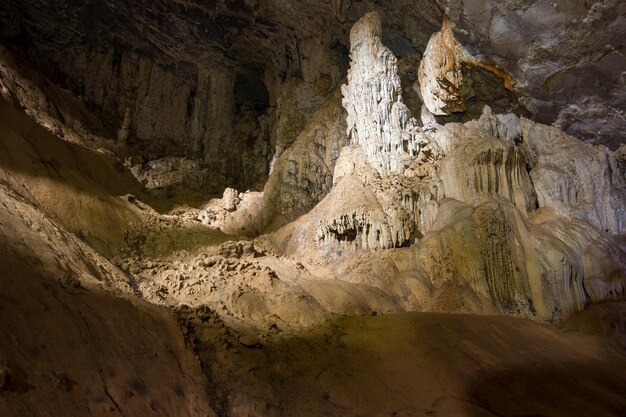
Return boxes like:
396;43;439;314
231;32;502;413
1;0;624;148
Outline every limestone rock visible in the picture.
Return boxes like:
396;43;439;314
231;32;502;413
128;156;209;191
418;18;474;116
279;144;438;252
172;188;265;238
439;111;537;216
262;87;347;228
222;188;241;212
314;175;415;251
341;12;424;174
0;177;214;416
218;241;262;259
521;118;626;234
317;12;444;252
413;198;625;321
436;105;626;236
440;0;626;148
1;4;626;416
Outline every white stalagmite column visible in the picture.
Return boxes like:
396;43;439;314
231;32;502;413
341;12;422;174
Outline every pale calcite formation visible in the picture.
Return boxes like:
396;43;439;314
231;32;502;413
418;18;474;116
318;12;443;251
301;12;625;320
522;119;625;234
306;100;624;320
311;138;441;251
439;108;538;216
261;87;348;229
416;106;625;319
341;12;425;174
314;149;418;250
439;116;623;319
411;197;625;321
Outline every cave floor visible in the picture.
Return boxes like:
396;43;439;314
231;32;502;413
2;240;625;417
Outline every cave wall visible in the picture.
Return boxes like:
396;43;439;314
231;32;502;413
0;3;625;416
2;1;623;159
0;1;623;323
0;0;361;194
440;0;626;149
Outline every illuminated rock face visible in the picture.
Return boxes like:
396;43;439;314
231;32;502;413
300;12;625;321
0;3;623;327
522;119;626;235
419;107;625;320
0;4;625;416
341;12;424;175
418;18;473;116
324;13;443;251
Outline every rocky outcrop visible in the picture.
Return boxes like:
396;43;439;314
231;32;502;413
304;12;444;252
0;181;214;417
0;99;146;257
440;0;626;148
410;196;625;321
3;0;624;152
306;130;441;251
280;96;624;322
1;44;272;192
1;3;626;416
314;167;416;251
437;105;626;235
439;109;537;216
128;157;209;190
0;44;109;149
423;106;625;318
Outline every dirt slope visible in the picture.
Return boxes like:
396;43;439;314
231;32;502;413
193;309;626;416
0;181;215;416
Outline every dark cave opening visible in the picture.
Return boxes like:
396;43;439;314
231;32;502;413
328;227;359;242
234;72;270;115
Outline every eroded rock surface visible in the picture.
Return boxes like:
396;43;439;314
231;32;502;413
418;17;474;116
440;0;626;148
0;3;625;417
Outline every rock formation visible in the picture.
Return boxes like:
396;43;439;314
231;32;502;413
341;12;424;174
0;2;625;416
418;17;474;116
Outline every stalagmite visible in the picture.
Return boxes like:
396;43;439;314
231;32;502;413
341;12;424;174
